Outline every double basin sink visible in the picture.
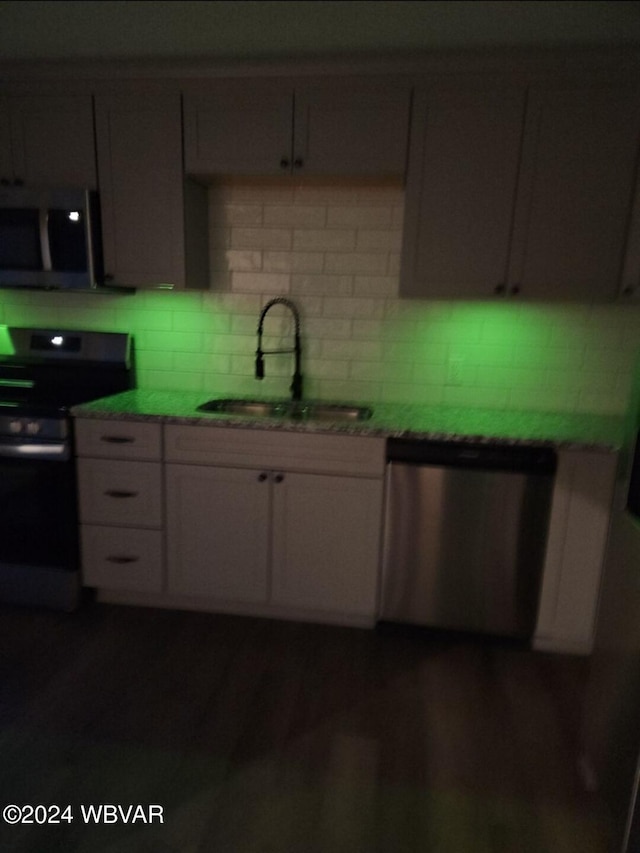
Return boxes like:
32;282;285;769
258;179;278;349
197;398;373;422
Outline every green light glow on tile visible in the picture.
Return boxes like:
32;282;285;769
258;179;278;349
0;326;15;356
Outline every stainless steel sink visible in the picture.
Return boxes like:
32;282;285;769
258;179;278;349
197;398;373;422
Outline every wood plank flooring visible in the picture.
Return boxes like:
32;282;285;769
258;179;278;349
0;602;615;853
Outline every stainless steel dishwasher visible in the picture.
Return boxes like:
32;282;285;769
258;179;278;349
380;438;556;639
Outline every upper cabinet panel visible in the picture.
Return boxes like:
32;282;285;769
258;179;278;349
95;92;207;290
184;80;293;177
508;86;640;301
401;86;526;299
293;80;410;177
401;81;640;302
1;95;97;188
0;97;13;180
184;77;411;178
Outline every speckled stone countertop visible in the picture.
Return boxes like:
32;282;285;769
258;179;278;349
70;389;625;452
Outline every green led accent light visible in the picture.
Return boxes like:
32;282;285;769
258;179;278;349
0;326;15;356
0;379;35;389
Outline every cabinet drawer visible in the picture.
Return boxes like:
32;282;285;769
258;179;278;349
81;525;163;593
77;459;162;527
164;425;385;477
75;419;162;461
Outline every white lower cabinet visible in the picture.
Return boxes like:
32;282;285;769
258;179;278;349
164;425;385;625
75;419;164;595
534;449;618;655
270;472;382;616
165;464;270;603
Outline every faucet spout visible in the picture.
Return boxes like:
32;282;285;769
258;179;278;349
256;298;303;402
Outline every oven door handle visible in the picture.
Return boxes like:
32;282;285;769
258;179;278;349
0;442;70;461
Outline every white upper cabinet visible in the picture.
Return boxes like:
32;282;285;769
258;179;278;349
95;92;208;290
401;86;526;299
184;77;410;178
401;82;640;302
0;95;97;188
508;85;640;301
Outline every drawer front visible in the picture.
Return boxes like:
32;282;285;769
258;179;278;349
78;459;162;527
164;425;385;477
81;525;163;593
75;419;162;461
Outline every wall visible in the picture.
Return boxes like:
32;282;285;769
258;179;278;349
1;2;639;62
0;182;638;415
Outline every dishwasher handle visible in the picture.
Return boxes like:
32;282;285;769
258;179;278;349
386;437;556;474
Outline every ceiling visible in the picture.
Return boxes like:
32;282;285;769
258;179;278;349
0;0;639;63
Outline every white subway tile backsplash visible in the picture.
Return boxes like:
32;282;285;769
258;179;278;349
231;228;292;250
264;205;326;228
353;276;398;297
293;229;356;252
291;274;353;297
231;272;290;294
263;251;324;273
355;229;403;252
326;206;393;229
0;184;636;416
324;252;389;275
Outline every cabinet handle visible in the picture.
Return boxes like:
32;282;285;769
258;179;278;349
104;489;138;498
622;286;635;296
293;158;304;169
100;435;135;444
280;158;290;169
510;285;521;296
106;555;139;564
273;473;285;483
103;274;115;283
494;284;506;295
257;472;268;482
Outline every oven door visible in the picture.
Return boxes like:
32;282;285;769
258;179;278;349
0;440;80;610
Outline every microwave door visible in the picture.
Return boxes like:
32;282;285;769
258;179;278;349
39;206;52;271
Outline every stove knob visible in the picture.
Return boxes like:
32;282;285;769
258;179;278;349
25;421;41;436
9;420;23;434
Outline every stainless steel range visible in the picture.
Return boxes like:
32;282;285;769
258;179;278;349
0;327;134;610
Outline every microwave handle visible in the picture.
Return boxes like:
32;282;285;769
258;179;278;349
39;207;52;271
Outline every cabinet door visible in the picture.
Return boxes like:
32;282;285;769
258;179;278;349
0;96;13;180
166;464;269;603
508;86;640;301
8;95;97;188
401;87;525;298
293;80;410;177
184;80;293;176
534;450;618;654
271;472;383;618
95;93;188;288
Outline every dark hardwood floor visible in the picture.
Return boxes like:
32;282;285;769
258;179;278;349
0;602;614;852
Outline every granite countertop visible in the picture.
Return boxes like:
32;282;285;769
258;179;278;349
70;388;625;452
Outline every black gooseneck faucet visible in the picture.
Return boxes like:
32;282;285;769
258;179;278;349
255;298;303;401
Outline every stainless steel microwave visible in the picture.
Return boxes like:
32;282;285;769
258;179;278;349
0;186;104;291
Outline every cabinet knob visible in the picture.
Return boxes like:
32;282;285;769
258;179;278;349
103;274;115;283
494;284;506;295
273;473;285;483
257;472;268;482
510;285;521;296
280;158;290;169
622;286;635;296
293;158;304;169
